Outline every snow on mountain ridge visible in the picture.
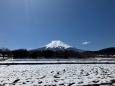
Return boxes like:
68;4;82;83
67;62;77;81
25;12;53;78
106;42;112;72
45;40;72;49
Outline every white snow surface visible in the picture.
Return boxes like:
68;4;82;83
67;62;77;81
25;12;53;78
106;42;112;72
0;64;115;86
45;40;72;49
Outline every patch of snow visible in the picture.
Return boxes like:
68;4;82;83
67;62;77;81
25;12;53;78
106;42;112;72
0;64;115;85
45;40;72;49
3;58;115;64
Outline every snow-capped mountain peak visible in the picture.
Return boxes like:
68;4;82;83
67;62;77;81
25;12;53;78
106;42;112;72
45;40;72;49
36;40;84;52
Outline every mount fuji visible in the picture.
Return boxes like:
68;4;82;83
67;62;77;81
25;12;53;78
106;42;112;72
37;40;84;52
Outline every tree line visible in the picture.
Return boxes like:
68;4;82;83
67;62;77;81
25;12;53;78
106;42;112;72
0;48;95;59
1;47;115;59
0;48;12;58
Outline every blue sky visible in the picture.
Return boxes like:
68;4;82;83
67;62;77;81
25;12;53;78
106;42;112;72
0;0;115;51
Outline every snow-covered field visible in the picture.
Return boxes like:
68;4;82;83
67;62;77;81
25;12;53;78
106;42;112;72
0;64;115;86
2;58;115;64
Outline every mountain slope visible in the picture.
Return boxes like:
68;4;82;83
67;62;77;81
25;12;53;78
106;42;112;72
93;47;115;55
37;40;84;52
45;40;72;49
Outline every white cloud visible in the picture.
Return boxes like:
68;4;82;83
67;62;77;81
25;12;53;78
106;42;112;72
82;42;90;45
28;48;32;50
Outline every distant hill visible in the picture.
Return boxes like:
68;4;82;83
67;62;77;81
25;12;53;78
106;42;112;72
93;47;115;55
